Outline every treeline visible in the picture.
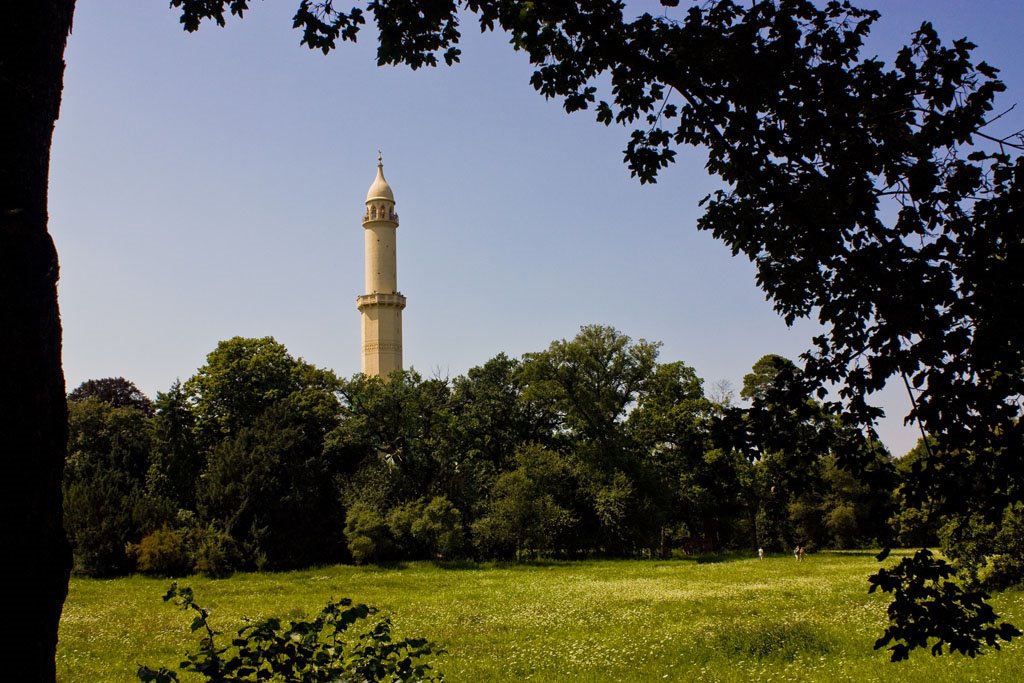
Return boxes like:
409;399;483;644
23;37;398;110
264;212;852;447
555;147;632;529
65;325;928;577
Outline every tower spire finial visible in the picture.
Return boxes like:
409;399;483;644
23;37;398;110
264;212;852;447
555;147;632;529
366;154;395;203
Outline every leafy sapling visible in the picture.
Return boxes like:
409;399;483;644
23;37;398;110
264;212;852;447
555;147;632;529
137;582;443;682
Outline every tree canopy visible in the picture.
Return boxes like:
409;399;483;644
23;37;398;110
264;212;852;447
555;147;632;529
65;332;898;576
68;377;155;416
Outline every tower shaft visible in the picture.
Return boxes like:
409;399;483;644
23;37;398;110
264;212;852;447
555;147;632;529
358;158;405;377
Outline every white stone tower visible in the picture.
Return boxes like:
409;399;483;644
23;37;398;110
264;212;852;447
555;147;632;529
357;154;406;377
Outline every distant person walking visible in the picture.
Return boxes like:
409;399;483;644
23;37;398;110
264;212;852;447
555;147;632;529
794;545;802;561
798;546;806;561
758;547;765;560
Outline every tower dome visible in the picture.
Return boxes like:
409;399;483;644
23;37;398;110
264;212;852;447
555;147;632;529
365;152;395;203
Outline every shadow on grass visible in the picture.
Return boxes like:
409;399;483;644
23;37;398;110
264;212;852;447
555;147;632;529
430;558;571;571
372;560;409;571
672;551;757;565
827;549;887;558
828;548;927;559
429;553;766;569
430;559;484;571
711;620;837;662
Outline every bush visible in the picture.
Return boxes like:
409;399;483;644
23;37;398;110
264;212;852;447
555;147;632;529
826;503;859;549
128;527;189;577
891;505;940;548
137;583;443;682
939;512;998;585
388;498;427;557
388;497;465;559
414;496;465;559
976;503;1024;590
345;503;393;564
188;525;242;578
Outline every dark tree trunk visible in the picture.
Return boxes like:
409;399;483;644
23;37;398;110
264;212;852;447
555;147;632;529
0;2;76;680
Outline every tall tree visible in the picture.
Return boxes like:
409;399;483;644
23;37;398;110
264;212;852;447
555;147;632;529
330;370;456;507
521;325;662;549
147;381;201;510
820;453;895;549
628;361;741;551
1;3;76;679
184;336;311;445
449;353;554;472
63;399;155;576
740;354;796;403
521;324;659;456
197;388;346;569
68;377;154;416
179;337;345;566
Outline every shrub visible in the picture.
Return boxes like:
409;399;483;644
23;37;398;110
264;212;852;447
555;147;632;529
388;496;466;559
345;502;393;564
826;503;859;549
978;503;1024;590
414;496;465;559
128;527;189;576
891;505;940;548
188;525;242;578
939;512;998;585
388;498;427;557
137;583;443;682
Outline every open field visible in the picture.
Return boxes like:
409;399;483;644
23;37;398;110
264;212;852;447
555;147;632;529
58;551;1023;682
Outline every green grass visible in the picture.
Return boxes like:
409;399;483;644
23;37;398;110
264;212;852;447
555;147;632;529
57;551;1024;682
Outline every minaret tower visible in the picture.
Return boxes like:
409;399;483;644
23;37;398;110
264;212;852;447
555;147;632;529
357;153;406;377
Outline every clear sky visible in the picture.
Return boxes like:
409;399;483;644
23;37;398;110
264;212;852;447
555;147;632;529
50;1;1024;457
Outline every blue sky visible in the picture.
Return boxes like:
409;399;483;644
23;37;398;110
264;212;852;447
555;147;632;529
50;1;1024;457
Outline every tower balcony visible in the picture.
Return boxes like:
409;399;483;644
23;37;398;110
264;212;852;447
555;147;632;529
362;206;399;225
356;292;407;311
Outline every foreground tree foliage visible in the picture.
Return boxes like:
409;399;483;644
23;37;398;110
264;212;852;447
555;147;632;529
138;583;443;683
169;0;1022;657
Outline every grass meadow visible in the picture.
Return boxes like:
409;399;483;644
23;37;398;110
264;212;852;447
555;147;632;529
58;551;1024;682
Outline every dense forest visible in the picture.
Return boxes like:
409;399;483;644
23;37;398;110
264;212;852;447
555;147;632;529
64;325;1016;589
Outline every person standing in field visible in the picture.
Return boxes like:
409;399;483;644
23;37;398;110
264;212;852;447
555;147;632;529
758;547;765;560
